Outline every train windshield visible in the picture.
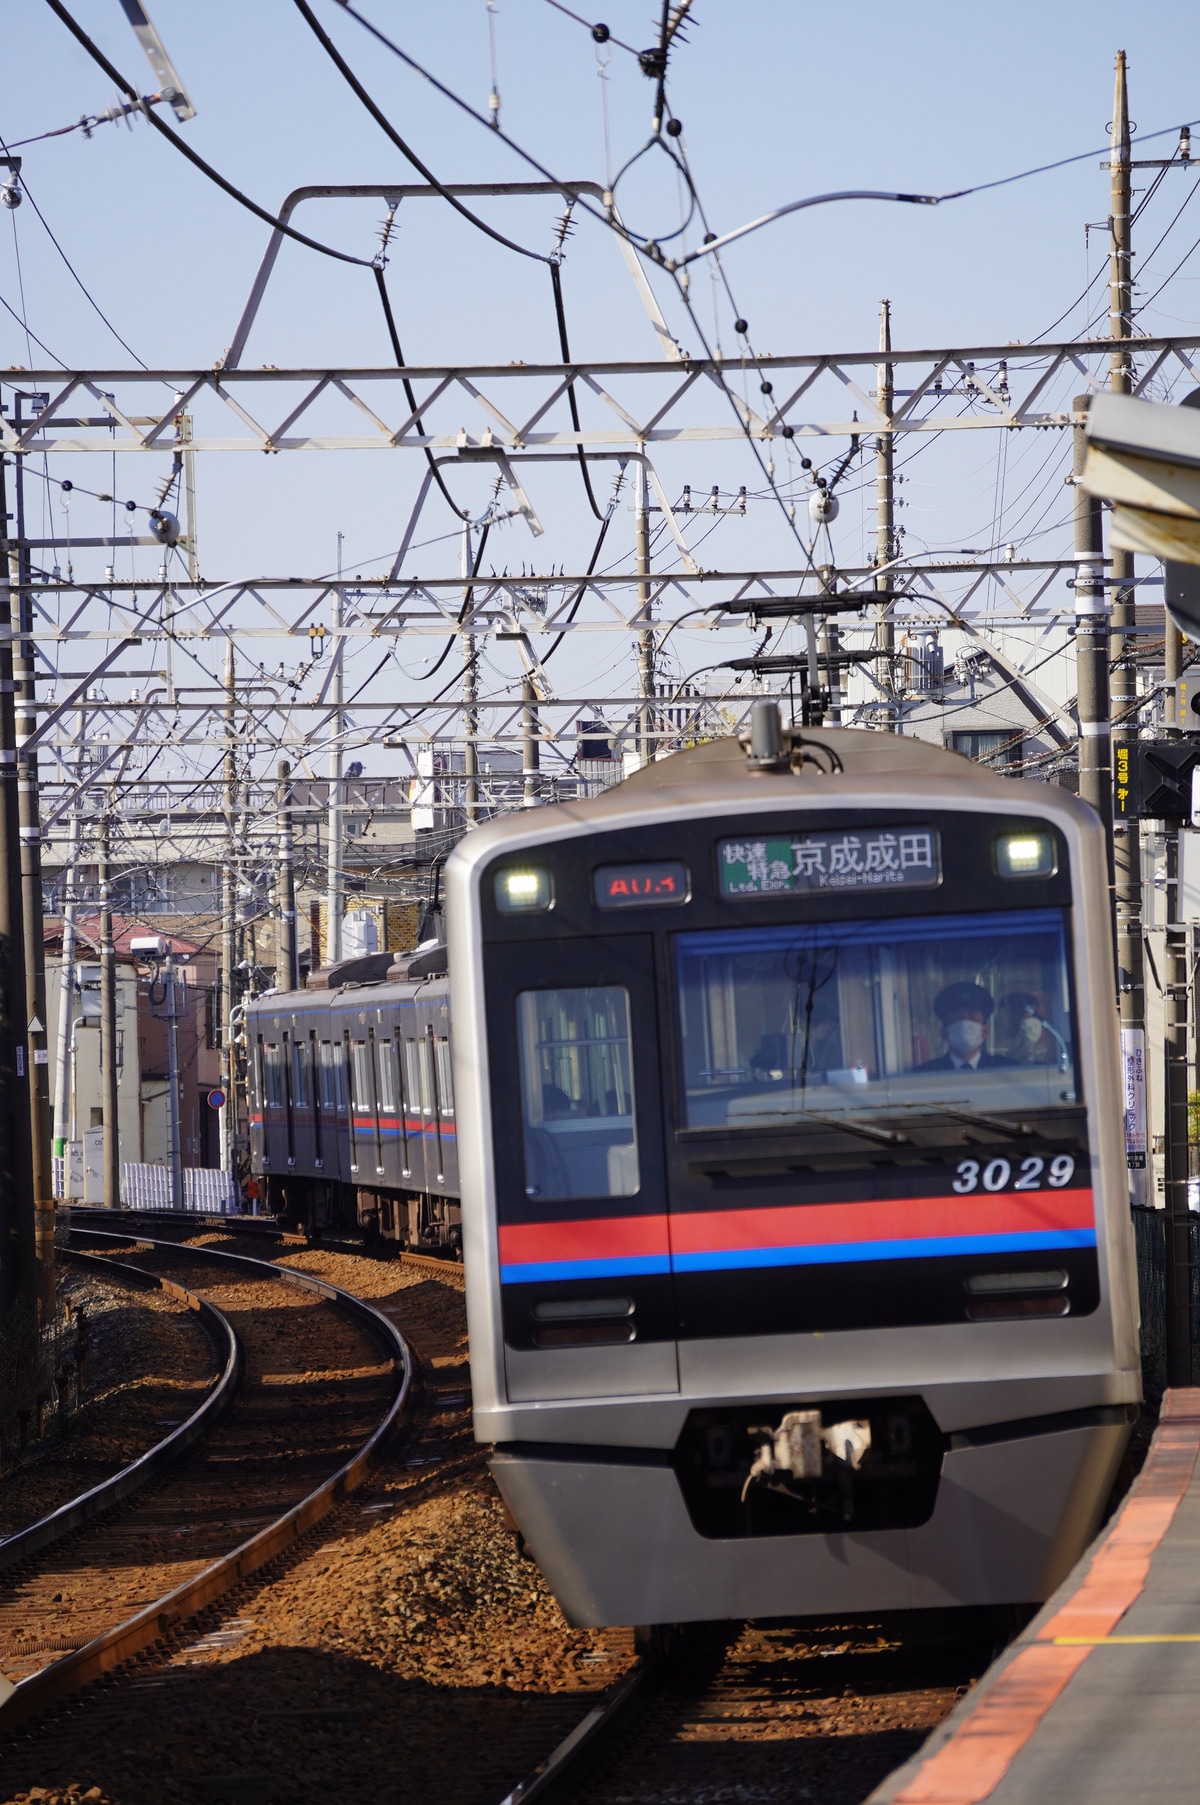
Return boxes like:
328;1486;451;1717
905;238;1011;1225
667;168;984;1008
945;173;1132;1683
518;985;640;1200
675;907;1077;1131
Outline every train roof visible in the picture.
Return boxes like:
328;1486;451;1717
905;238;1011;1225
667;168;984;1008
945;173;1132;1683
448;727;1092;867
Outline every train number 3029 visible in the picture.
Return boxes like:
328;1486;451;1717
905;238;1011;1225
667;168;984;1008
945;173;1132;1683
952;1154;1077;1194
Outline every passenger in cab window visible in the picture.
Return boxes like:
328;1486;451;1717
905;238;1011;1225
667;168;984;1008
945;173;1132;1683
916;982;1014;1074
997;990;1065;1067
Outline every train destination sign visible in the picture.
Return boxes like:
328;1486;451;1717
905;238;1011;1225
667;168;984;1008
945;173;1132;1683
594;861;690;908
718;827;942;897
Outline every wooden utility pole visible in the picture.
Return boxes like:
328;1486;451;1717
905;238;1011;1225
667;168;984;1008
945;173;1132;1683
875;301;896;730
96;812;120;1210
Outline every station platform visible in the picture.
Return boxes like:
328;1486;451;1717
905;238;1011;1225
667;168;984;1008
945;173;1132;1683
870;1389;1200;1804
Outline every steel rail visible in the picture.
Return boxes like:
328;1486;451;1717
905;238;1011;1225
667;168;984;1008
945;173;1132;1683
495;1664;646;1805
0;1250;240;1577
0;1229;413;1732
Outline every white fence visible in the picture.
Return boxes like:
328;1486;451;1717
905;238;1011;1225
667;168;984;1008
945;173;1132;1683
53;1154;238;1213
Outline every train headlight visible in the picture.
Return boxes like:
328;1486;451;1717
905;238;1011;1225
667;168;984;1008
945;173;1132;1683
995;831;1056;879
495;867;554;913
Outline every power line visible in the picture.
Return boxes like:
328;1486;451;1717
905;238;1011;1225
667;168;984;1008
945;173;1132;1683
1;128;147;368
292;0;550;264
539;0;639;56
40;0;376;269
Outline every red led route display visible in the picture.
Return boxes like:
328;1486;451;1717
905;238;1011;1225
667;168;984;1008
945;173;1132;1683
593;861;690;909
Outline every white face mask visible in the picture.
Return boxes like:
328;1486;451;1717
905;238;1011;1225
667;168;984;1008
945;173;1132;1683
946;1017;985;1057
1020;1014;1043;1046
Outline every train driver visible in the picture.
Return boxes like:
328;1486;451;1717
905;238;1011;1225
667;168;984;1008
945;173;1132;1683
917;981;1014;1073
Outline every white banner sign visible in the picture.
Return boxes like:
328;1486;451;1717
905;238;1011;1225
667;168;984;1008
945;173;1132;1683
1121;1027;1148;1171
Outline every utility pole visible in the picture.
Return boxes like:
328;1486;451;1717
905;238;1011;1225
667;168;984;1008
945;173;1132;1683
1162;613;1191;1381
818;566;842;725
522;674;541;807
10;396;53;1305
276;759;298;993
164;947;183;1213
220;639;237;1178
51;806;80;1176
97;812;120;1210
1072;395;1113;844
325;553;344;966
0;447;36;1326
1107;50;1149;1205
461;521;479;826
875;301;896;731
635;458;655;765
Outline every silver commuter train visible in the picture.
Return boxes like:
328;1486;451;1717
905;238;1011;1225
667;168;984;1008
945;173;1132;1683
247;963;461;1249
446;718;1141;1626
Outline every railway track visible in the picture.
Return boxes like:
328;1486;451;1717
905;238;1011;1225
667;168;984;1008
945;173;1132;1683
0;1230;411;1734
500;1614;1008;1805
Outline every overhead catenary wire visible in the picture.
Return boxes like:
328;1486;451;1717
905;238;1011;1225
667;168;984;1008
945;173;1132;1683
292;0;550;264
40;0;376;269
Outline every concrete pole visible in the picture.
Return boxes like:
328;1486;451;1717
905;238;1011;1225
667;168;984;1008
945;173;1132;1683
818;567;842;724
165;949;183;1212
220;640;237;1177
97;813;120;1211
277;759;298;993
522;674;541;807
1072;396;1113;848
325;579;344;966
461;522;479;826
635;458;655;765
51;808;80;1165
0;451;36;1326
875;301;896;731
8;413;53;1307
1107;50;1149;1201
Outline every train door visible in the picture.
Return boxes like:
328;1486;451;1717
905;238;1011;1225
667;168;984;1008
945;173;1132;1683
484;935;678;1402
366;1029;386;1178
403;1007;429;1194
431;1006;458;1196
317;1036;341;1178
375;1027;403;1186
310;1030;325;1171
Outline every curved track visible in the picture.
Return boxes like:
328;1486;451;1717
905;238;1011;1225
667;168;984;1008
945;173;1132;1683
0;1250;238;1577
0;1230;412;1731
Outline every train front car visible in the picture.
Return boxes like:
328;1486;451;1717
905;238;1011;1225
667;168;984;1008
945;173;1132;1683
448;727;1140;1627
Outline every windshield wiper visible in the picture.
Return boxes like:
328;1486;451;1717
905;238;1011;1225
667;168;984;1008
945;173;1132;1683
791;1111;911;1146
900;1103;1037;1139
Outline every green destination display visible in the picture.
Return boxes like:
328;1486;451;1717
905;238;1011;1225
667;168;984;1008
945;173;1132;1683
718;826;941;896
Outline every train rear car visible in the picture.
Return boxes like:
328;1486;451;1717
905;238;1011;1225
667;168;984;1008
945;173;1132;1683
447;720;1140;1626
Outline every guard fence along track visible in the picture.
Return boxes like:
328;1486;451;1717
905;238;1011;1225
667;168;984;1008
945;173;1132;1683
499;1615;1012;1805
0;1230;412;1733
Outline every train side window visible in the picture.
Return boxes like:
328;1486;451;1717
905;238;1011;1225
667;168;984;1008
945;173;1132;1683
265;1043;283;1109
434;1035;454;1118
407;1039;430;1116
292;1038;309;1108
377;1040;397;1113
517;986;639;1200
318;1040;338;1109
351;1041;373;1112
